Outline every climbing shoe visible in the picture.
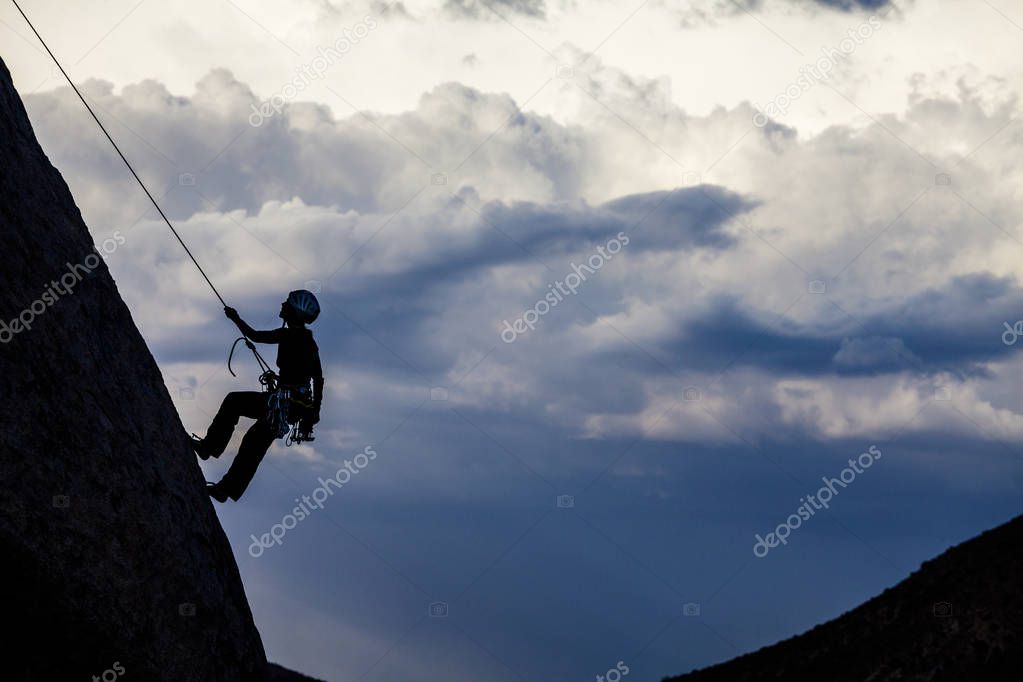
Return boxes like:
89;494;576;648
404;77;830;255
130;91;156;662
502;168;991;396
206;481;230;503
190;433;212;460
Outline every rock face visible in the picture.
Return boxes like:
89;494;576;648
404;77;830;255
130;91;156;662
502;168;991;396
665;514;1023;682
0;56;319;681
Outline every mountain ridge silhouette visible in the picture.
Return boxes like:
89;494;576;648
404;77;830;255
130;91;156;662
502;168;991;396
665;513;1023;681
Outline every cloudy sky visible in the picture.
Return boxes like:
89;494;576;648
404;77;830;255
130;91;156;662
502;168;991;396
5;0;1023;679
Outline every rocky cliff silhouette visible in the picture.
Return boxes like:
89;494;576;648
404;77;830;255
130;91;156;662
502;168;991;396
0;55;322;681
666;514;1023;681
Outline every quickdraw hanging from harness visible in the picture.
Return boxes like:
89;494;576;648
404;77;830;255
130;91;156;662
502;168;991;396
228;336;315;446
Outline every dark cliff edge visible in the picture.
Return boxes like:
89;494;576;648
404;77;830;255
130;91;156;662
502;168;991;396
665;514;1023;682
0;55;322;681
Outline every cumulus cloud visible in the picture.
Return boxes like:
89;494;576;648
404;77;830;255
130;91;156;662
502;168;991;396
650;0;895;28
833;335;916;370
811;0;893;9
444;0;546;20
11;7;1023;677
21;41;1023;460
773;371;1023;440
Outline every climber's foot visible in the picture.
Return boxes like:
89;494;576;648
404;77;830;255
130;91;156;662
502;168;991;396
206;481;230;503
190;433;211;461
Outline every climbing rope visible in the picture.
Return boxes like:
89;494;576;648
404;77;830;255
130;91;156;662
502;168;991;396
11;0;226;307
13;1;316;446
11;1;278;380
228;336;272;378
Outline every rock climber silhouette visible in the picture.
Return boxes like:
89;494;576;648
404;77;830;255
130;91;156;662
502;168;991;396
10;0;326;507
193;290;324;502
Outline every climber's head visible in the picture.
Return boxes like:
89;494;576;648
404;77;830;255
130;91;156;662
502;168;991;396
280;289;320;326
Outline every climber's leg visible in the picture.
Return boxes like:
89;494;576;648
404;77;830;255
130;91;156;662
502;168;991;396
216;419;277;501
197;391;265;458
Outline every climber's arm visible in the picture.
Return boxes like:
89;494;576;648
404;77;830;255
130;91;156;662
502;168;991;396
224;307;283;344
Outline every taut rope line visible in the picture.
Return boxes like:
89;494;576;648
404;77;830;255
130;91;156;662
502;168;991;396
11;0;227;306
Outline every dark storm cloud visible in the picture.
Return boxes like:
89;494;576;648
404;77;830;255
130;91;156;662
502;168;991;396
315;186;752;374
857;273;1023;375
601;187;751;251
655;296;839;375
151;184;753;380
346;184;751;301
638;274;1023;378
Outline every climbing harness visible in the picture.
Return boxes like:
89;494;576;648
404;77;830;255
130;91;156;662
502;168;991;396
228;336;315;445
13;1;317;446
265;381;314;445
